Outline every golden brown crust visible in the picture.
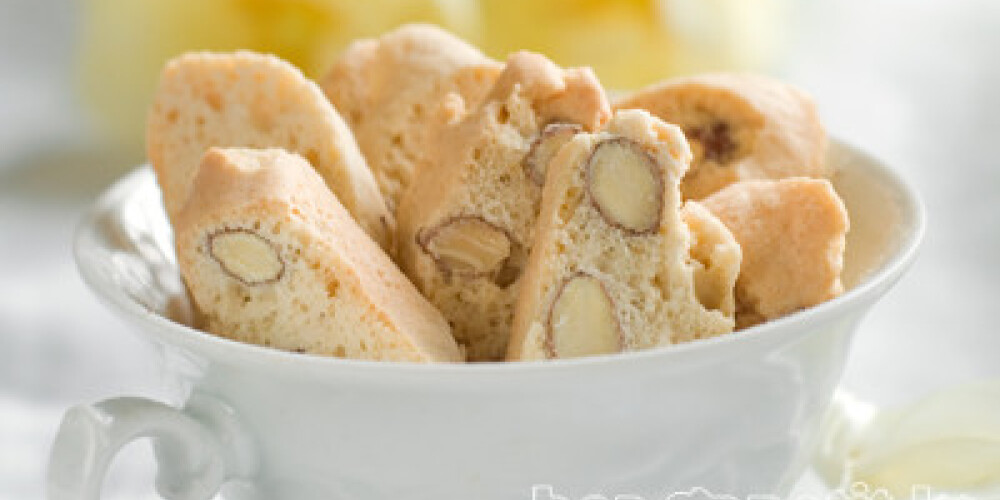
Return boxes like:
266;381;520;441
147;50;394;250
320;24;503;212
700;177;849;325
484;52;609;131
615;73;828;200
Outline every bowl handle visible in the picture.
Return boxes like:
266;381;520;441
47;393;256;500
814;383;1000;494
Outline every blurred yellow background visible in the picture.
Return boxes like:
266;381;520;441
79;0;787;150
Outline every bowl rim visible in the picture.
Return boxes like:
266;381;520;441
74;139;926;376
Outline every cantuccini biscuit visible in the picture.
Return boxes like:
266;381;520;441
507;109;740;361
174;147;462;362
616;73;827;200
700;178;849;328
396;51;611;361
320;24;503;212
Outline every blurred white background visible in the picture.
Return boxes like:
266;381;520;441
1;0;998;498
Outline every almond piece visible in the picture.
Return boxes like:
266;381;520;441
494;239;527;288
546;273;621;359
585;137;663;234
418;216;512;278
208;229;284;285
523;123;582;185
685;121;738;163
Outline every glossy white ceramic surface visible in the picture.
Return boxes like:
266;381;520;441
52;141;924;500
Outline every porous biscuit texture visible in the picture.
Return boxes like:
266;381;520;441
396;51;611;361
615;73;827;200
682;201;742;319
700;178;849;328
174;147;462;363
147;51;393;250
507;109;740;361
321;24;503;212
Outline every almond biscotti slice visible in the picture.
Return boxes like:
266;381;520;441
396;51;611;361
507;109;740;361
320;24;503;212
174;147;462;363
615;73;827;200
148;51;393;250
700;178;849;328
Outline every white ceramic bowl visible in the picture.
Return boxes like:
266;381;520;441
50;141;924;500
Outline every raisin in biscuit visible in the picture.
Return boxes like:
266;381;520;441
700;178;849;328
174;147;462;363
147;51;393;250
396;51;611;361
507;109;740;361
615;73;827;200
320;24;503;212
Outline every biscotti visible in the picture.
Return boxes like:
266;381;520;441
147;51;393;250
396;51;611;361
507;109;740;361
320;24;503;212
174;147;462;362
700;178;849;328
615;73;827;200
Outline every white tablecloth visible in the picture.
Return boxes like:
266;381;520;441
2;0;998;498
